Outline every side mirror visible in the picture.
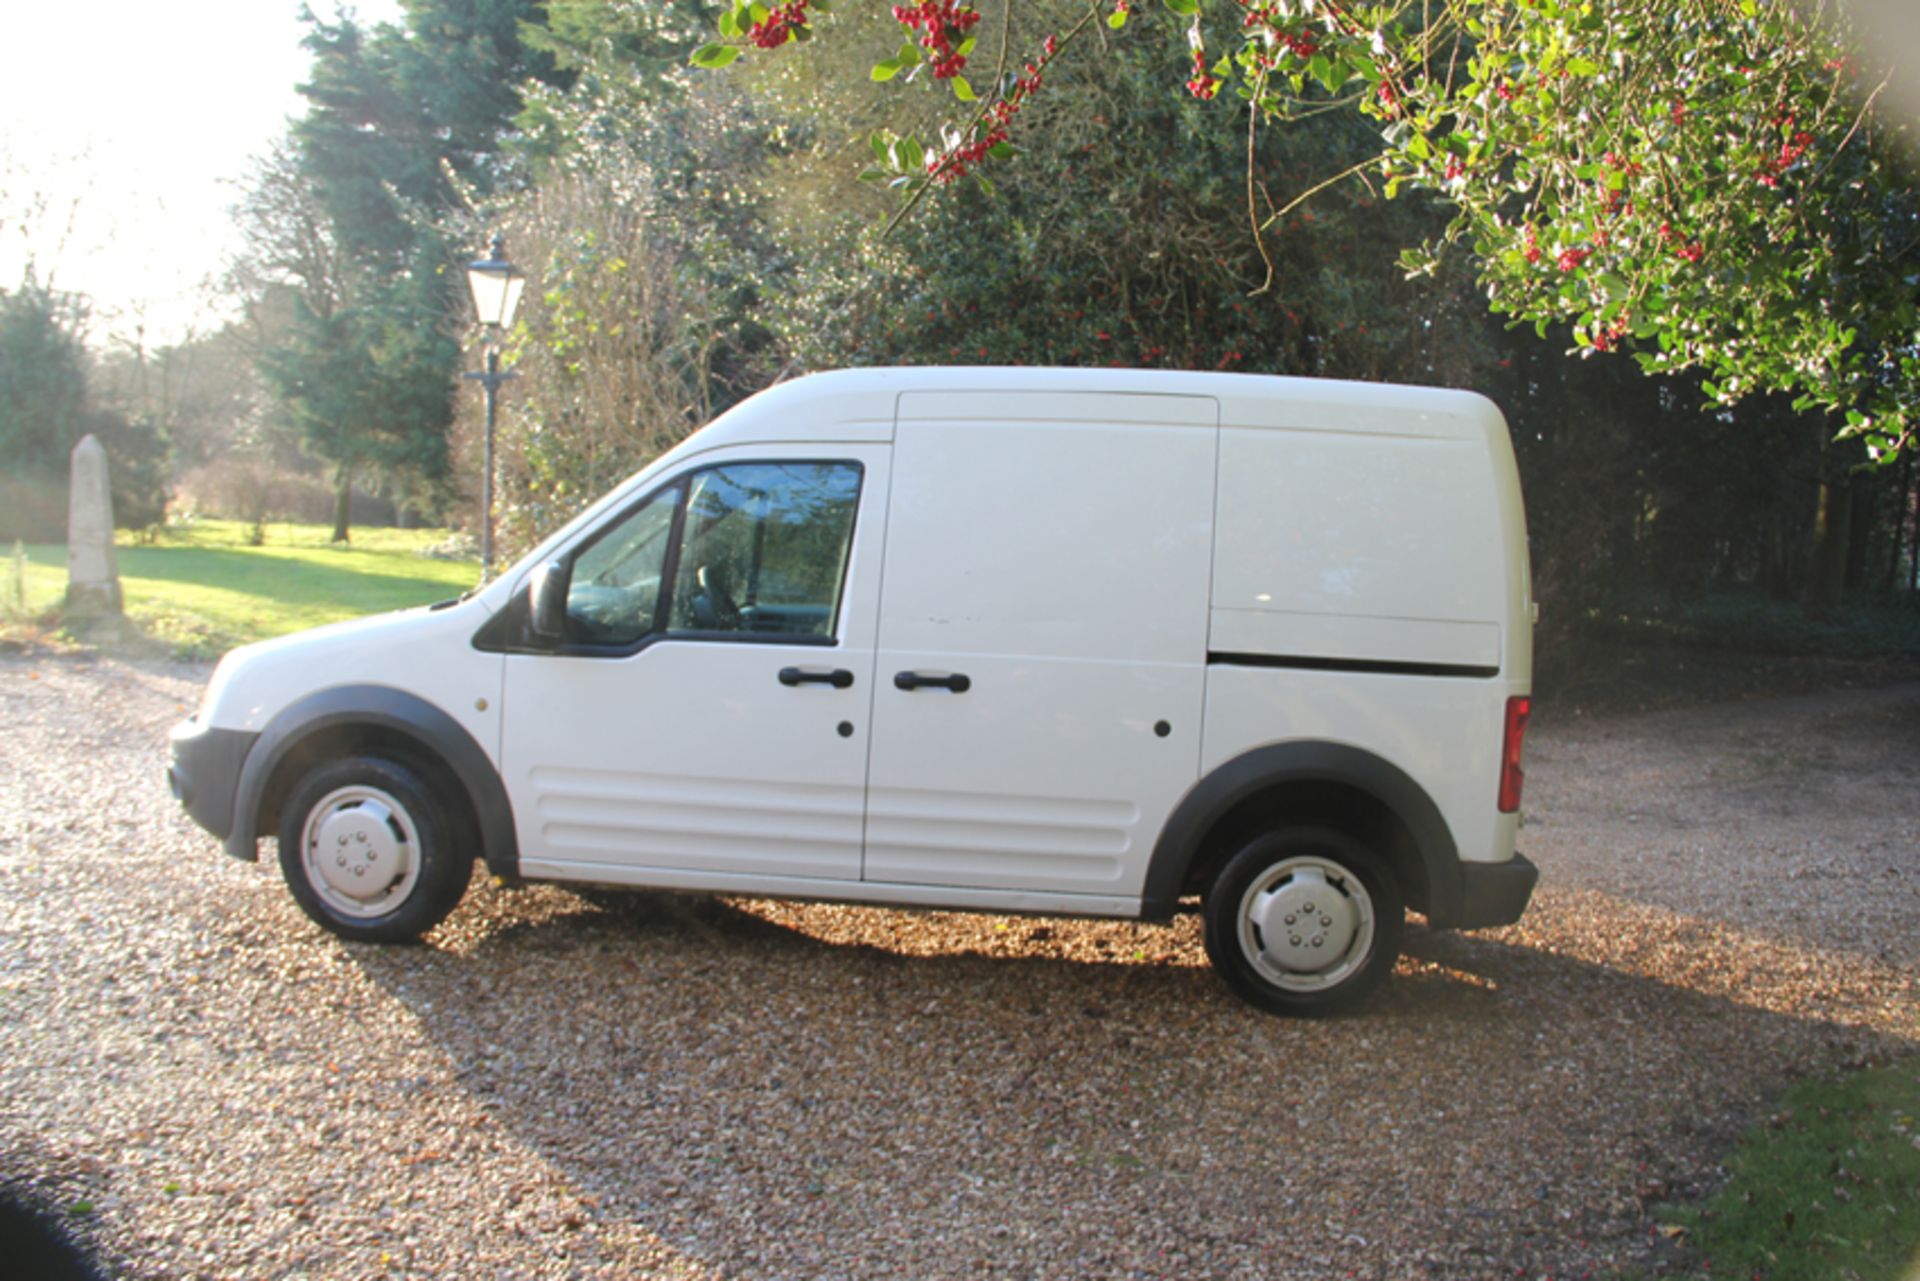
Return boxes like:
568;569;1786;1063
527;559;569;645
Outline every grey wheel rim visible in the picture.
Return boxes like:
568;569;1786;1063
1236;854;1375;993
300;785;422;920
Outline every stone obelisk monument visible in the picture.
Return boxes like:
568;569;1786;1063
65;434;123;619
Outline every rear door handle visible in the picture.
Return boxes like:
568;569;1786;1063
779;666;855;689
894;670;972;693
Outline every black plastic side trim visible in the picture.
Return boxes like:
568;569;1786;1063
224;685;519;878
1208;651;1500;680
1140;740;1464;925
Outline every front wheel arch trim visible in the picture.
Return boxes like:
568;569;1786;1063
1141;740;1464;927
226;685;518;879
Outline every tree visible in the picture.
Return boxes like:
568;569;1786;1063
462;7;793;558
0;278;88;468
92;323;276;475
694;0;1919;463
0;279;170;539
771;8;1492;392
236;2;562;541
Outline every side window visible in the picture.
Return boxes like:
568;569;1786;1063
667;463;862;639
564;484;681;646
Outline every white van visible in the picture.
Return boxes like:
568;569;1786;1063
169;367;1536;1014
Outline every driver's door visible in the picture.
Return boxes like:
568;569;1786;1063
500;446;889;885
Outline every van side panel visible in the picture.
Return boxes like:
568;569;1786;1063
863;392;1217;897
1197;389;1528;877
1210;415;1510;669
1200;666;1520;870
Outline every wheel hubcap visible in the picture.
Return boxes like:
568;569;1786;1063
301;786;420;920
1238;856;1374;992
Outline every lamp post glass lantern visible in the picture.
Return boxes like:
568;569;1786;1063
465;232;525;580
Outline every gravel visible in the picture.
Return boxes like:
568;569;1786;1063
2;655;1915;1279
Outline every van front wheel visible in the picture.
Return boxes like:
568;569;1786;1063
277;756;472;943
1202;828;1402;1016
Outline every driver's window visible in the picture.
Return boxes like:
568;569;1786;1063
667;463;861;638
565;483;680;646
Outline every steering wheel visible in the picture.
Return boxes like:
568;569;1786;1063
692;562;740;630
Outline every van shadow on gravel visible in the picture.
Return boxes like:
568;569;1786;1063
343;888;1913;1279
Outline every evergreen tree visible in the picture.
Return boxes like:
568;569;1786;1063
243;1;560;541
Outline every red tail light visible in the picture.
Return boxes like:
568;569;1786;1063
1498;695;1531;813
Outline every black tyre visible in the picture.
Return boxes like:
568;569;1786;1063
1202;827;1403;1016
276;755;472;942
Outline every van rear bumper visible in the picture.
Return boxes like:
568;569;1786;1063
1452;852;1538;929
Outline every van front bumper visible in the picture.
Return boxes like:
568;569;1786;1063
1454;852;1538;929
167;718;258;849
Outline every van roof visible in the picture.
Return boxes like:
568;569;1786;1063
688;366;1505;451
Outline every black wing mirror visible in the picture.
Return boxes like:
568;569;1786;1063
527;559;569;645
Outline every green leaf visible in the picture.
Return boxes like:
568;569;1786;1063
718;9;742;38
872;57;902;81
1107;7;1127;27
870;131;889;163
748;3;770;23
957;36;976;58
975;173;997;197
899;38;921;66
858;168;887;182
952;74;976;101
1162;0;1198;15
897;135;925;173
690;43;741;68
987;140;1015;160
809;0;831;11
1566;56;1602;76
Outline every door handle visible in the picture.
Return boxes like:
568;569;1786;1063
894;670;972;693
779;666;855;689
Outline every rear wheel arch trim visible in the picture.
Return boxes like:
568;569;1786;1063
1141;740;1462;925
226;685;518;879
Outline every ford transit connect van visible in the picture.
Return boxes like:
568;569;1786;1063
169;367;1536;1014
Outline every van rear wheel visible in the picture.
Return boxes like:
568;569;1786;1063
1202;828;1402;1016
277;756;472;943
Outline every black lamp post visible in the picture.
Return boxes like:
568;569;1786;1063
464;232;526;580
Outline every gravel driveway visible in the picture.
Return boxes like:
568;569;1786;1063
2;655;1916;1279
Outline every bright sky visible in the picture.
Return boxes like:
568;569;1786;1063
0;1;403;351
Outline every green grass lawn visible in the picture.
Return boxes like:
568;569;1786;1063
3;519;480;659
1656;1059;1920;1280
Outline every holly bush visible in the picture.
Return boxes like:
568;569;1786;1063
695;0;1919;460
